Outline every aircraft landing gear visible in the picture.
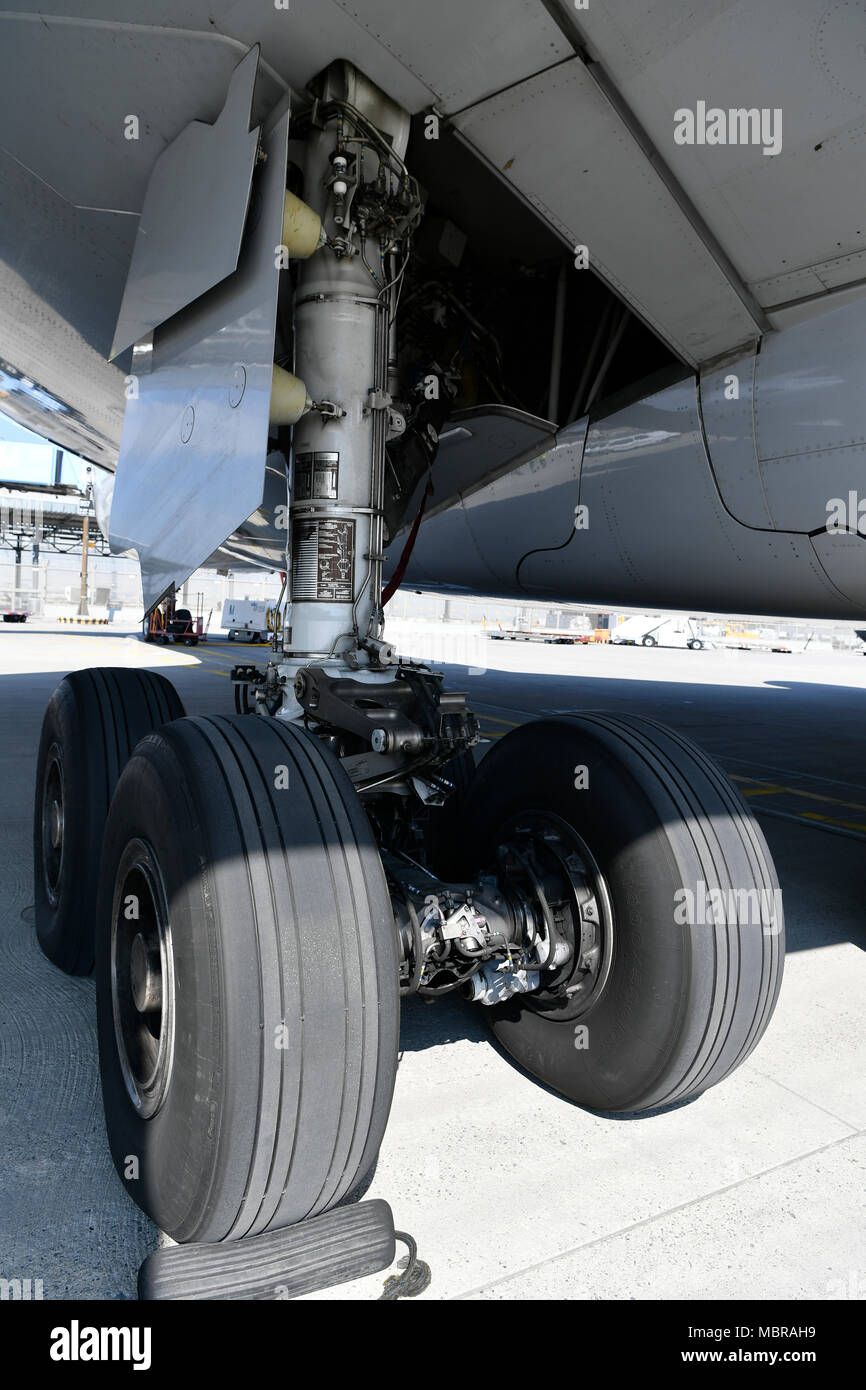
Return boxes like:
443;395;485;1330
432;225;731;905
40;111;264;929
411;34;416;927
31;57;785;1253
32;671;785;1239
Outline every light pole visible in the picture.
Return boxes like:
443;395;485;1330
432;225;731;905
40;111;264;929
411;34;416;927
78;468;92;617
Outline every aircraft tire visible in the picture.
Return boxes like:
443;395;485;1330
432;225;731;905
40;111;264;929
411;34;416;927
424;748;478;880
95;714;399;1242
459;715;784;1111
33;668;185;976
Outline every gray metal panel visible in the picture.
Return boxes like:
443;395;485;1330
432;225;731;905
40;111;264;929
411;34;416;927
0;349;122;473
0;271;126;471
700;297;866;537
96;450;289;572
753;297;866;532
0;137;131;465
399;417;586;593
404;378;865;619
109;101;290;610
810;531;866;609
205;452;289;573
699;352;774;530
574;0;866;307
755;250;866;310
760;445;866;535
0;145;137;362
111;47;261;357
0;13;284;215
451;61;759;365
322;0;572;109
390;501;503;595
768;283;866;332
460;420;587;591
755;297;866;461
555;381;847;614
395;405;557;537
3;0;865;418
192;0;436;114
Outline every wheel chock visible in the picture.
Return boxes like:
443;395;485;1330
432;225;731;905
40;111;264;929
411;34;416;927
138;1199;396;1300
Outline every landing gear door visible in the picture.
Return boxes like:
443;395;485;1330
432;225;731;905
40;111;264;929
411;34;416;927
110;46;263;359
109;51;289;611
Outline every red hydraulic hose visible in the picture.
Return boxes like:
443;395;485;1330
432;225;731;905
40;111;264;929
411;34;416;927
381;479;433;606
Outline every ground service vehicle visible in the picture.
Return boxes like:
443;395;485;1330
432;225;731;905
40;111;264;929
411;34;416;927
222;597;273;643
611;616;708;649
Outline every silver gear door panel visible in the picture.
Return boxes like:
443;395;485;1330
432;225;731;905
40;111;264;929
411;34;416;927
109;62;288;611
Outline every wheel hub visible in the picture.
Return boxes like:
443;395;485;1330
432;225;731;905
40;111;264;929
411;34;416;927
40;747;65;905
387;811;613;1013
130;932;163;1013
110;841;175;1118
49;798;64;850
496;812;614;1017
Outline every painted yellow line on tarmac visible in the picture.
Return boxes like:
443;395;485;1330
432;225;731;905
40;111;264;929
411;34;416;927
193;649;251;665
738;785;790;798
207;643;270;653
778;785;866;814
732;775;866;815
801;811;866;833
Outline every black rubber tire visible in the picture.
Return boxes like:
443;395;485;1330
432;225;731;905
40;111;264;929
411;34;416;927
95;714;400;1243
641;635;657;646
174;608;192;623
424;748;478;880
460;715;784;1112
33;668;186;976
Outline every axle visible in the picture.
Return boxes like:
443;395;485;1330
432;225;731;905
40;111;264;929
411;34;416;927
384;816;609;1010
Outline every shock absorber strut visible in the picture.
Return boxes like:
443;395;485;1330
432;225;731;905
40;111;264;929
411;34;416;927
273;64;420;719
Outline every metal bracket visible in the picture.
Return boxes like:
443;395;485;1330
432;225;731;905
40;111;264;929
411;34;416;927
294;666;480;763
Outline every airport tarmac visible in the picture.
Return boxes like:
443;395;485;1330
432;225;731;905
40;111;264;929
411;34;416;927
1;621;864;1300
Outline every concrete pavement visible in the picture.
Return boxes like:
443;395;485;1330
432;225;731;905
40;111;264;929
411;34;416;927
1;621;863;1300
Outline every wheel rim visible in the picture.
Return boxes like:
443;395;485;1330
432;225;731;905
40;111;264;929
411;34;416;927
110;839;175;1118
41;744;65;906
497;811;615;1020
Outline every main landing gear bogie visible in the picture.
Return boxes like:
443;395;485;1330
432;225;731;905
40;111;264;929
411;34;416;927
29;55;785;1253
32;664;785;1243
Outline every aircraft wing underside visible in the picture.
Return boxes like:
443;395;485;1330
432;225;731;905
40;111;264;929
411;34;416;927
0;1;863;464
0;2;864;620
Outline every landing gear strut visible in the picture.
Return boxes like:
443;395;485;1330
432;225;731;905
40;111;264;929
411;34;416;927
32;58;784;1252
